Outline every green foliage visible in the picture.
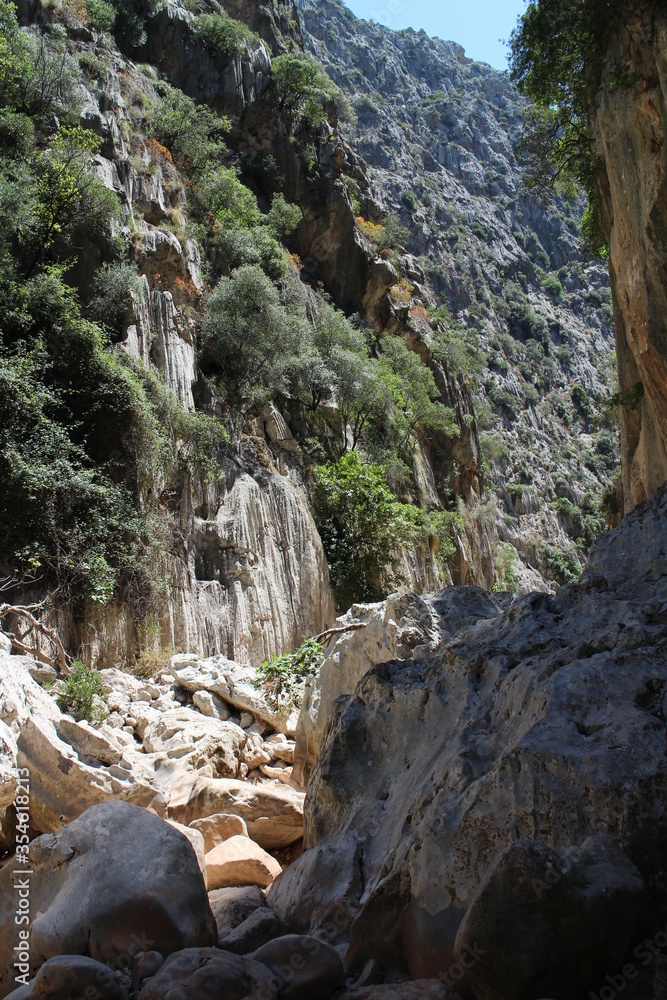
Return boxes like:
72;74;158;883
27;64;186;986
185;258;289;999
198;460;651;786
493;543;519;592
312;451;426;610
86;0;117;30
571;383;591;416
543;543;581;585
55;659;107;721
192;10;259;60
146;83;229;175
87;261;141;339
200;265;300;410
425;509;463;570
110;0;156;49
266;194;302;240
430;306;481;380
271;53;341;130
540;272;563;299
255;638;324;709
508;0;650;255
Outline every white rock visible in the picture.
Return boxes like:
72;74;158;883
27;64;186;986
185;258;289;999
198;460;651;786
205;836;282;890
143;708;246;778
193;690;230;721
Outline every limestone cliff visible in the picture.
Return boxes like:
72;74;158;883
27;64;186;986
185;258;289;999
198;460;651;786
593;7;667;512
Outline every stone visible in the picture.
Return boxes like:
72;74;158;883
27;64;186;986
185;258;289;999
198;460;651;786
340;984;455;999
167;820;207;877
0;652;60;733
15;715;164;833
168;774;304;849
26;663;57;687
142;708;247;778
136;947;278;1000
218;907;282;955
251;934;345;1000
190;813;248;853
170;656;301;737
0;801;216;995
132;952;165;992
0;721;17;810
205;836;282;890
243;744;272;770
29;955;123;1000
55;717;123;766
292;594;446;786
453;836;644;1000
0;632;11;655
274;489;667;980
193;690;230;721
269;740;295;765
240;711;255;729
208;886;265;941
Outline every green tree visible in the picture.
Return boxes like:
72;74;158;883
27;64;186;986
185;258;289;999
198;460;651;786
199;265;301;410
508;0;654;254
146;84;229;175
312;451;423;609
271;53;337;128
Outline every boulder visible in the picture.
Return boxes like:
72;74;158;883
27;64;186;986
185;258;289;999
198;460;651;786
167;820;206;876
168;774;304;849
0;652;60;733
16;715;164;833
28;955;123;1000
190;813;249;853
0;801;216;997
205;836;282;890
170;655;300;736
193;690;230;720
136;947;278;1000
208;886;265;941
218;907;282;954
0;720;17;810
292;592;487;786
453;836;644;1000
142;709;247;778
274;488;667;980
251;934;345;1000
132;952;165;992
340;984;456;999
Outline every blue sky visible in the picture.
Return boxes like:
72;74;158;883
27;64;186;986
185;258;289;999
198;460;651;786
340;0;527;70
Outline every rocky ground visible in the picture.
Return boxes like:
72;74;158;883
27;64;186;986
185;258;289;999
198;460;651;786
1;482;666;999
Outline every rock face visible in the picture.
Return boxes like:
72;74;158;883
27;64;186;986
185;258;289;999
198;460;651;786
0;801;216;998
136;947;278;1000
594;8;667;512
205;835;282;890
271;483;667;990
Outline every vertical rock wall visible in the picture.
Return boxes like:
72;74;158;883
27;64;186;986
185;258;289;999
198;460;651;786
594;9;667;510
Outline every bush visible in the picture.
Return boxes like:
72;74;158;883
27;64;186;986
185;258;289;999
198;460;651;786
255;638;324;709
86;0;116;30
543;543;581;584
312;451;423;610
55;659;107;721
146;84;228;175
199;265;300;409
541;272;563;299
87;262;141;339
271;53;338;129
192;10;259;60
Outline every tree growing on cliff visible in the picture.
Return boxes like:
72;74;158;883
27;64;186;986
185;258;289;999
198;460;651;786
508;0;655;255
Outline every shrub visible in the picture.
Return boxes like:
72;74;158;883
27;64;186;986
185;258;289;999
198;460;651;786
192;10;259;60
146;84;228;175
199;265;300;410
271;53;338;129
541;272;563;299
255;638;324;709
312;451;423;610
493;543;519;591
55;659;107;721
87;262;142;339
543;543;581;584
86;0;116;30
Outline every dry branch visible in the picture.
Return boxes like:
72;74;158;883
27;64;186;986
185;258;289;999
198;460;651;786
0;603;71;675
312;622;367;647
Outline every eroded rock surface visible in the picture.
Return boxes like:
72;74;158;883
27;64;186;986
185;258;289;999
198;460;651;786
272;484;667;988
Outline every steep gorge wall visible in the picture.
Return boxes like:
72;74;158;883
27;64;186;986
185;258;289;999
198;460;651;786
594;8;667;511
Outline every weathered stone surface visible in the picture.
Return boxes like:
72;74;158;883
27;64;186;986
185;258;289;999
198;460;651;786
293;591;476;786
170;656;300;736
593;9;667;511
208;886;265;942
0;653;60;733
218;906;282;955
190;813;249;853
340;984;455;999
136;947;277;1000
132;951;165;992
168;774;304;849
251;934;345;1000
167;820;207;877
142;708;247;778
0;720;17;810
28;955;123;1000
0;802;216;997
275;485;667;980
205;836;282;890
16;715;164;834
193;690;230;720
454;836;644;1000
